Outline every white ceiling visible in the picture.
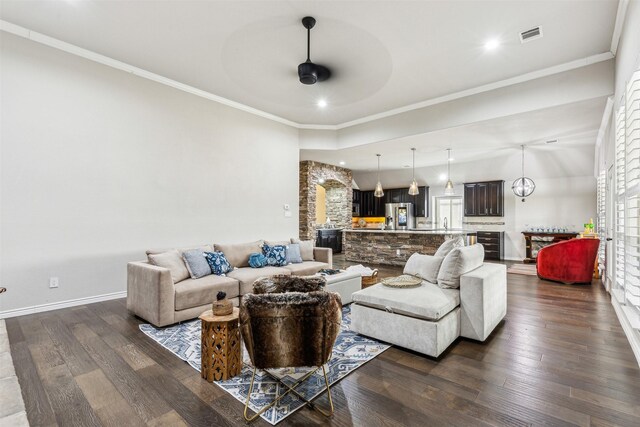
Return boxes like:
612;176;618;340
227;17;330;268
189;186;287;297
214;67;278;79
0;0;618;126
301;97;608;171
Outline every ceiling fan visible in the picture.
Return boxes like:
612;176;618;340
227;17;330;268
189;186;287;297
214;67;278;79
298;16;331;85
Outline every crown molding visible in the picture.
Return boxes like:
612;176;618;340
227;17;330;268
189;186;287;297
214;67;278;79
610;0;629;56
1;19;615;132
334;52;614;129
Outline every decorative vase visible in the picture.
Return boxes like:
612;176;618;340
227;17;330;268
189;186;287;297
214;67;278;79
212;291;233;316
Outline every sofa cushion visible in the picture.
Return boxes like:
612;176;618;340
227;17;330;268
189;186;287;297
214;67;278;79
228;267;292;295
204;251;233;275
352;282;460;321
264;240;290;247
434;236;464;258
285;243;303;264
282;261;329;276
215;240;264;268
249;253;268;268
147;250;190;283
174;275;239;311
146;244;213;257
290;238;314;261
182;249;212;279
403;253;445;284
262;244;287;267
437;244;485;289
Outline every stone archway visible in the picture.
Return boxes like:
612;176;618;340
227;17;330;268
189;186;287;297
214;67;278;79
299;161;353;241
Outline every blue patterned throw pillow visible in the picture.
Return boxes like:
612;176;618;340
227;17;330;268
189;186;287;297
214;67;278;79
249;253;267;268
262;244;287;267
203;251;233;275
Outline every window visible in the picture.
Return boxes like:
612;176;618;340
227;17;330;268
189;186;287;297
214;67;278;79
597;170;606;266
624;70;640;311
614;105;626;303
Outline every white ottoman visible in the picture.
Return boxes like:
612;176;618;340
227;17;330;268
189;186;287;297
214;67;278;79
322;271;362;304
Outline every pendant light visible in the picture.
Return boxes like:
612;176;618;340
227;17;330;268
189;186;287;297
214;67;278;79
444;148;455;196
408;148;419;195
512;145;536;201
374;154;384;197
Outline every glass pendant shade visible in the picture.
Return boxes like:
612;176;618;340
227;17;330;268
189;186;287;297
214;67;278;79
374;181;384;197
408;148;419;195
374;154;384;197
443;148;455;195
408;179;419;195
444;179;455;196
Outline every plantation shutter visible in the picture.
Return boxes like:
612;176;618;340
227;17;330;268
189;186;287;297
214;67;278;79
625;70;640;309
614;105;626;303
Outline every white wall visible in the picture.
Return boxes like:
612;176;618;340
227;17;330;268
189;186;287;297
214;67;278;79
0;34;300;314
353;146;596;260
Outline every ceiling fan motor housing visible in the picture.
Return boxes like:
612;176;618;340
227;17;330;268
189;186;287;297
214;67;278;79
298;61;318;85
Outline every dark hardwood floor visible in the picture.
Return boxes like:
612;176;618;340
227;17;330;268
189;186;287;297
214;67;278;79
6;257;640;426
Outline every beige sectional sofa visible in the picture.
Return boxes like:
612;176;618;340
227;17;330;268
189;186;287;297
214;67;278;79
127;240;332;327
350;244;507;357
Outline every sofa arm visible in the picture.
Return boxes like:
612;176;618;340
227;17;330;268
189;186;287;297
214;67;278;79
313;247;333;267
459;263;507;341
127;261;175;327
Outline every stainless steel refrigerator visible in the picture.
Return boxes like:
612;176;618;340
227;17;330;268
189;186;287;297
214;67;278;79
385;203;415;230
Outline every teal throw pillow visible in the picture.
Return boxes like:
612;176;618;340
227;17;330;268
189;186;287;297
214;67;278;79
262;244;287;267
204;251;233;275
249;253;267;268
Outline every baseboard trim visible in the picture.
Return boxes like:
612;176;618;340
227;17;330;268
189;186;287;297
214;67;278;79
0;291;127;319
611;297;640;367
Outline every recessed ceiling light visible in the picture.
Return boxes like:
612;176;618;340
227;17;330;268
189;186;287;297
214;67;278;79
439;173;447;181
339;161;345;165
317;99;327;108
484;38;500;51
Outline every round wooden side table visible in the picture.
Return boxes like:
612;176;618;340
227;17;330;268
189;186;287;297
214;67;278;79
199;307;242;382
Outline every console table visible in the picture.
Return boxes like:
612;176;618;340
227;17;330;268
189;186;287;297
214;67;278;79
522;232;579;263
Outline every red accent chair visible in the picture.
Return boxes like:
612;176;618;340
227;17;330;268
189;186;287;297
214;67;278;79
536;238;600;284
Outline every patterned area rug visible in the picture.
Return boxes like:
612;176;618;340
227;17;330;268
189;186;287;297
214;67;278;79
507;263;538;276
139;305;390;425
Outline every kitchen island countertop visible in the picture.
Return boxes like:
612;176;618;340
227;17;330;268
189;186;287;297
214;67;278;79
344;228;476;235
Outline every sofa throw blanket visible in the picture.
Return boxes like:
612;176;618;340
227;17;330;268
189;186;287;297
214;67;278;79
249;253;268;268
253;275;326;294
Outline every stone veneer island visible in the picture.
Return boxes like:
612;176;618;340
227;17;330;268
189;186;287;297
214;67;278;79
344;229;477;266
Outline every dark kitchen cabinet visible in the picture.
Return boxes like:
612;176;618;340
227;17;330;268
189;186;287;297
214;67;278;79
358;186;429;217
476;231;504;260
464;184;477;216
359;191;384;217
464;180;504;217
317;229;342;253
409;186;429;217
352;189;361;204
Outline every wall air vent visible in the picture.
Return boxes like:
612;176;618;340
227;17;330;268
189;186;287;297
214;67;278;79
520;26;543;43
